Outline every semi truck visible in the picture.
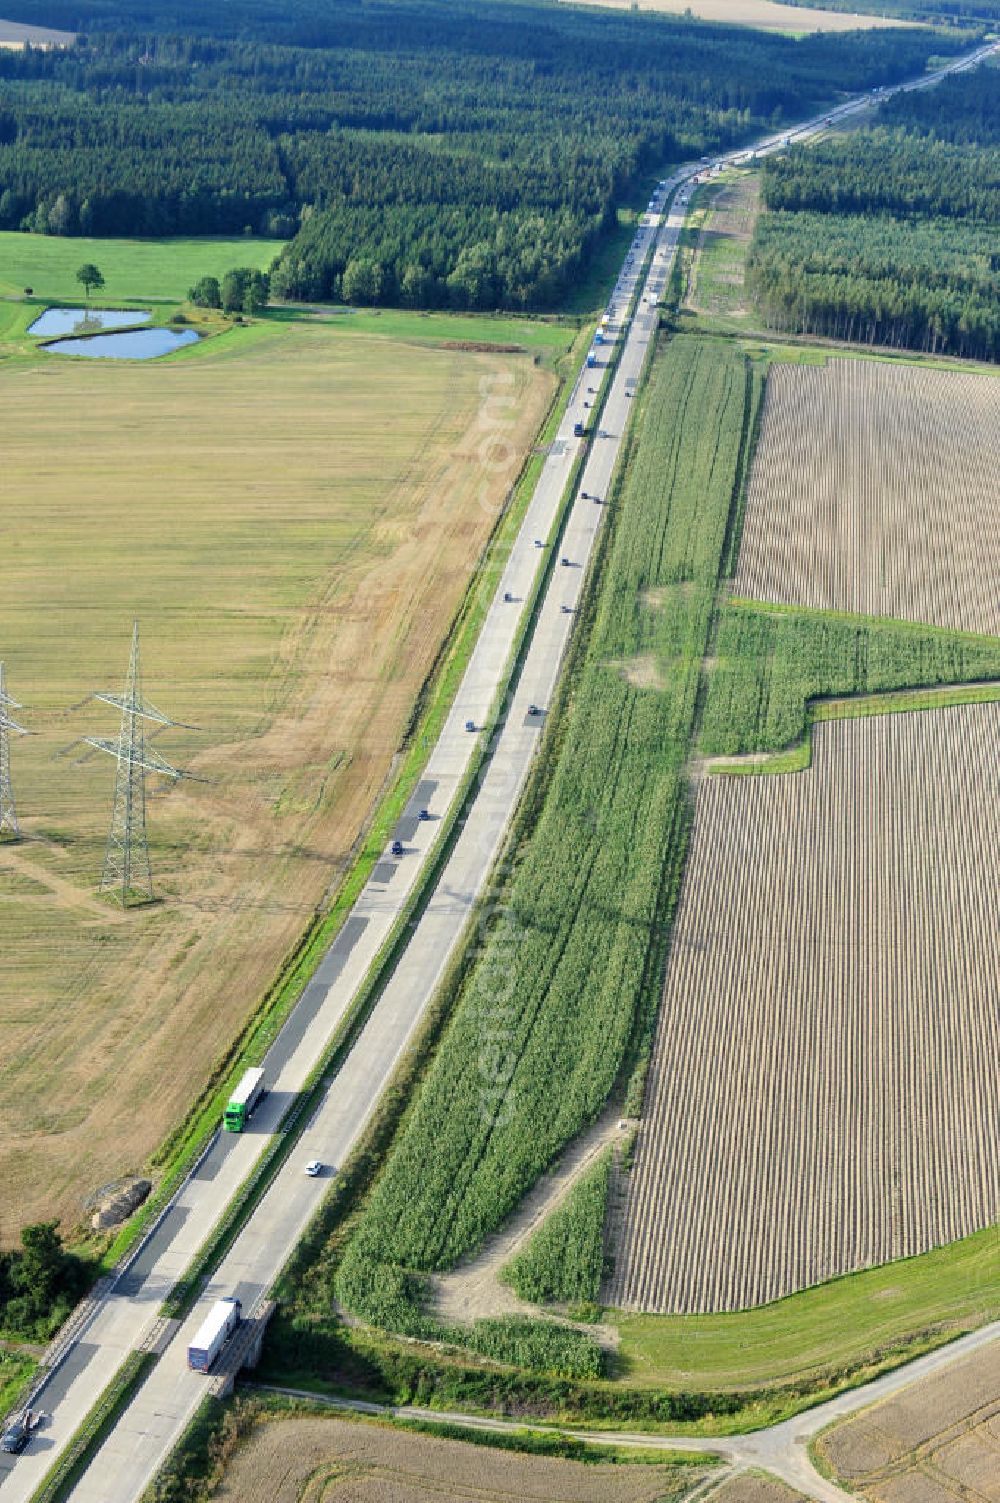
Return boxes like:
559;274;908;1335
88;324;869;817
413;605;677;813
223;1067;265;1132
187;1296;242;1372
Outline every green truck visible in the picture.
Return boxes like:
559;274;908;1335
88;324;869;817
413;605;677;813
223;1067;266;1132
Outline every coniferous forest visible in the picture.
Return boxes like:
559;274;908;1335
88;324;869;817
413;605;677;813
747;64;1000;361
0;0;967;311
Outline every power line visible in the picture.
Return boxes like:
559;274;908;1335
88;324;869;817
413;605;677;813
86;621;194;908
0;661;28;843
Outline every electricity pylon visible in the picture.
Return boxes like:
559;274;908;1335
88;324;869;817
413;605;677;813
0;662;28;842
86;621;193;907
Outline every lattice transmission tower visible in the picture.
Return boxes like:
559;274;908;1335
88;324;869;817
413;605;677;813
0;662;28;842
86;621;193;907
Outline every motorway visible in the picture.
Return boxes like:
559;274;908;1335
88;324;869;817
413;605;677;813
3;37;997;1503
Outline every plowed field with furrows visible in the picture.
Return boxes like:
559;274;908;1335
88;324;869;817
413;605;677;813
733;360;1000;636
607;703;1000;1314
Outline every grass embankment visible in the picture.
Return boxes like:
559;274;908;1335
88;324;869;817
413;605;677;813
501;1152;613;1309
0;1347;36;1416
701;599;1000;768
614;1221;1000;1392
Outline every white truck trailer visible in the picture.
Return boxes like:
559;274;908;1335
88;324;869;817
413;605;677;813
187;1296;242;1372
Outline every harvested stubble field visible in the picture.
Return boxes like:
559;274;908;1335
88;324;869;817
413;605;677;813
0;317;553;1240
608;703;1000;1313
560;0;906;32
709;1477;805;1503
733;359;1000;637
816;1337;1000;1502
212;1414;710;1503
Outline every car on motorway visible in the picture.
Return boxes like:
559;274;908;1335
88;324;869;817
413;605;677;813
390;839;404;856
304;1160;323;1177
417;808;431;821
527;704;541;717
465;719;476;732
1;1415;34;1455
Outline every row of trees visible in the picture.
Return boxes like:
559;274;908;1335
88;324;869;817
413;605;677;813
748;63;1000;362
0;1223;89;1340
189;266;269;314
0;0;965;311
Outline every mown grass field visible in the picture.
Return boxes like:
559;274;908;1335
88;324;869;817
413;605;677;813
0;231;283;302
0;310;562;1242
336;335;759;1334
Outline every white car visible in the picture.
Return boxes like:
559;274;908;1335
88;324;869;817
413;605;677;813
304;1160;323;1177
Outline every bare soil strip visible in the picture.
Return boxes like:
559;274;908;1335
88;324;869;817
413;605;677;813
608;704;1000;1313
734;360;1000;637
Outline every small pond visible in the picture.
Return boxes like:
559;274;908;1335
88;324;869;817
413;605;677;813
44;327;200;360
28;307;152;337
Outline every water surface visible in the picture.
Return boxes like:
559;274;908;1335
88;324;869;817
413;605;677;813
29;307;151;337
44;327;199;359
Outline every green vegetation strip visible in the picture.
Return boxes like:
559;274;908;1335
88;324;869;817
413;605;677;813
336;335;756;1328
501;1153;613;1309
0;1348;37;1418
701;599;1000;773
27;1352;156;1503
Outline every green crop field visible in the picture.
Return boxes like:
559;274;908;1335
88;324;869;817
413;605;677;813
502;1152;612;1307
0;307;561;1242
0;231;283;302
700;600;1000;758
336;335;760;1333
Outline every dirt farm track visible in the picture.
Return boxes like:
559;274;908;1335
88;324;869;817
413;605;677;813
609;703;1000;1313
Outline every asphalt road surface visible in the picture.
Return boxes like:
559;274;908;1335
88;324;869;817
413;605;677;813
1;38;995;1503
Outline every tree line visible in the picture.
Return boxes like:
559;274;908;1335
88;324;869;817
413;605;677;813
748;63;1000;362
0;0;966;312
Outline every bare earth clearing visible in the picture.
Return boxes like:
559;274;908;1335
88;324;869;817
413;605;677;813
817;1336;1000;1502
687;173;761;319
560;0;908;31
0;319;552;1240
734;360;1000;636
608;704;1000;1313
212;1414;711;1503
0;17;75;46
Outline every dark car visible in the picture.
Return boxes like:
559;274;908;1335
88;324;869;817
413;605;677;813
1;1419;30;1455
417;808;431;821
390;839;404;856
